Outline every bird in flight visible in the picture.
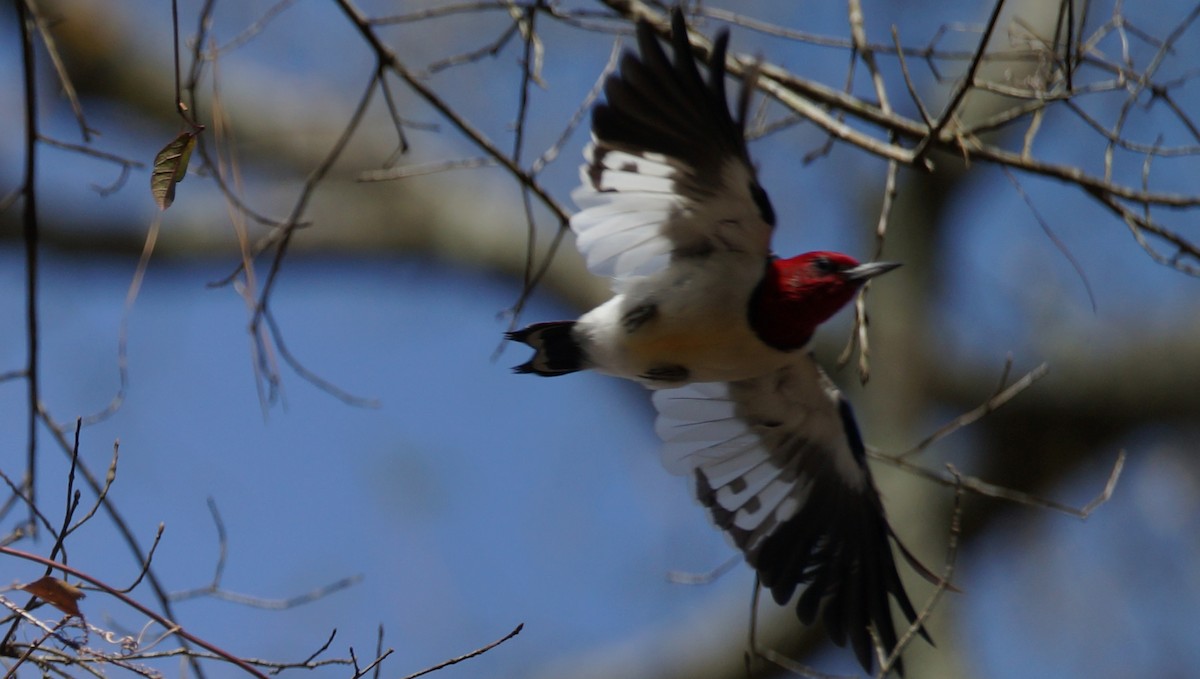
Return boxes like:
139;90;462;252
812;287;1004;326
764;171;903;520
508;8;932;675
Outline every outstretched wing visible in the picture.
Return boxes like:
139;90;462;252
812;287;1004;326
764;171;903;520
652;357;928;676
571;9;775;283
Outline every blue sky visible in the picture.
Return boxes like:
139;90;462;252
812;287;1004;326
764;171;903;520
3;2;1200;678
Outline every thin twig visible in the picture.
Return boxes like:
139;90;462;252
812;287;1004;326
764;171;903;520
113;523;165;595
1002;168;1098;310
377;68;412;166
118;646;361;672
35;136;146;168
261;309;381;408
1101;4;1200;184
398;624;523;679
24;0;92;141
1088;186;1200;275
372;625;385;679
875;468;964;678
423;21;521;75
0;466;57;543
874;449;1126;519
280;629;337;676
67;440;120;535
510;4;548;322
167;504;361;609
247;71;384;408
897;360;1050;459
836;0;899;384
351;648;392;679
49;419;85;566
359;157;499;181
334;0;570;220
531;39;620;174
371;1;540;25
81;213;163;425
912;0;1009;160
169;575;363;610
208;498;228;588
892;26;934;127
214;0;300;54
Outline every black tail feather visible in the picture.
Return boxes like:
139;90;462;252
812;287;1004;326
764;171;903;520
505;321;584;377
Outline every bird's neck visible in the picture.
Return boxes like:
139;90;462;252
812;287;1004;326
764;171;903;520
747;260;840;351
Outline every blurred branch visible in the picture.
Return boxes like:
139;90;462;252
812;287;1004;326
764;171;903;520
24;0;91;141
168;498;364;609
16;0;42;542
897;358;1050;460
836;0;900;385
876;469;963;678
19;0;1200;281
911;0;1009;161
215;0;299;55
35;136;143;195
0;545;270;678
876;448;1126;519
80;213;163;425
246;71;383;408
333;0;570;223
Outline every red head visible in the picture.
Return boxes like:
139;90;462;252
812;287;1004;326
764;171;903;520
749;251;901;351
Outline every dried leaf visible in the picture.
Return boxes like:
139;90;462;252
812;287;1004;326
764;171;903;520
150;131;197;210
18;576;86;618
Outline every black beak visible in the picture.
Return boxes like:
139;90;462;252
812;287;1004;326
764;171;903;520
842;261;902;282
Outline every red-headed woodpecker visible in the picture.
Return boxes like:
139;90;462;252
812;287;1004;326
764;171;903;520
507;9;929;676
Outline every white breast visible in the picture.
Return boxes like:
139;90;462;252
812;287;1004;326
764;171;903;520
575;253;794;386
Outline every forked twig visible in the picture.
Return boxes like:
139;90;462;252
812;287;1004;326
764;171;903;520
897;359;1050;460
877;450;1126;519
912;0;1008;160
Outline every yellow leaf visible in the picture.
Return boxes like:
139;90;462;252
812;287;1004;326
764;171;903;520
151;131;197;210
18;576;85;618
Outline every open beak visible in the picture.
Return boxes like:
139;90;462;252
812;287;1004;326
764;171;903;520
842;261;902;282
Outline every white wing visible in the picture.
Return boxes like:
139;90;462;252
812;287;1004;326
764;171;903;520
570;12;775;284
652;356;927;675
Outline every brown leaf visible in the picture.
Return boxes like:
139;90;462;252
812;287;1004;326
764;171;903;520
18;576;86;618
150;131;197;210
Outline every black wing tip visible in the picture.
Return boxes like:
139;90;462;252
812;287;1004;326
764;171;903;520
749;482;931;676
663;9;731;100
664;9;731;79
592;7;752;172
667;7;690;57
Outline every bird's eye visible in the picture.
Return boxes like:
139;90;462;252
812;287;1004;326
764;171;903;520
813;257;838;274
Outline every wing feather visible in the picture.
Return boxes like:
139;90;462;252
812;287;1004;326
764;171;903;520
651;357;928;676
571;10;774;285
